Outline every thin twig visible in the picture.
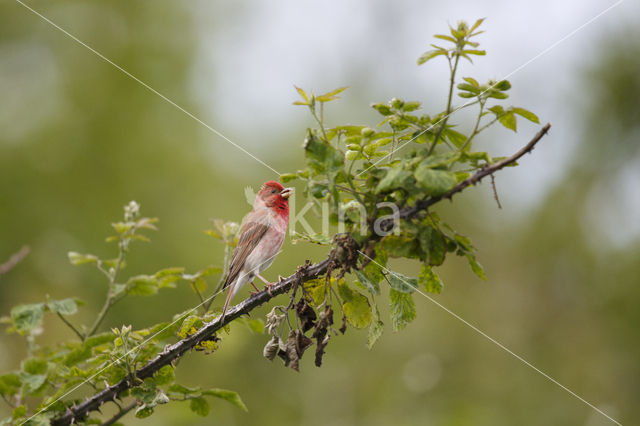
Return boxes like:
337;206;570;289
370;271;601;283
0;245;30;276
102;402;136;426
56;313;85;341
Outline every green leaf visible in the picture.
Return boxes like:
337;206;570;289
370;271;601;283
443;129;467;148
389;289;416;331
466;254;486;280
367;318;384;349
420;152;460;169
381;235;418;258
0;374;21;397
47;298;78;315
127;275;159;296
67;252;98;265
304;131;344;174
293;85;309;103
414;166;457;196
418;264;443;293
375;168;412;194
152;365;175;386
135;405;154;418
512;107;540;123
154;267;185;277
498;112;517;132
202;389;248;412
494;80;511;91
463;49;486;56
190;397;210;416
279;173;298;183
386;271;417;293
402;101;421;112
337;282;372;329
11;303;44;335
303;278;326;307
418;226;447;266
463;76;479;87
355;271;379;295
371;102;392;116
417;49;446;65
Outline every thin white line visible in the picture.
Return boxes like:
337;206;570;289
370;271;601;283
358;0;625;177
358;250;623;426
13;0;281;176
19;250;284;425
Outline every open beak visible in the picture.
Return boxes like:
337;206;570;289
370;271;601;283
281;187;293;199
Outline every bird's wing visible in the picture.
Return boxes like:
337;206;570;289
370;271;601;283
223;220;269;289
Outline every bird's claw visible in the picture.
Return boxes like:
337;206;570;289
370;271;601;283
264;283;275;296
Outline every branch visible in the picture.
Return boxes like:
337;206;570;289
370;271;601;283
50;124;550;426
102;402;136;426
0;245;30;276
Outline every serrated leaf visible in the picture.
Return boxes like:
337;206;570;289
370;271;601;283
389;289;416;331
190;397;210;416
202;389;248;412
0;374;21;397
337;282;372;329
419;264;443;293
355;271;380;295
463;49;486;56
494;80;511;91
135;405;154;418
386;271;417;293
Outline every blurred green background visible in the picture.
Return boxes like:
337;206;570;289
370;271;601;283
1;1;638;425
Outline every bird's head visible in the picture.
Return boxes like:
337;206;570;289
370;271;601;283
256;181;292;215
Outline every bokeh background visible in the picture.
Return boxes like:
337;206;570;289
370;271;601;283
1;1;639;425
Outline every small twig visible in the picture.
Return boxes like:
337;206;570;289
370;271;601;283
56;313;85;341
490;174;502;209
0;245;30;276
102;401;136;426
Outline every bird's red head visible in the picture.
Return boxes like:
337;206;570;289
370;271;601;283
257;180;292;218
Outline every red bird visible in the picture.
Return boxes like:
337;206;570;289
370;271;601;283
220;181;292;321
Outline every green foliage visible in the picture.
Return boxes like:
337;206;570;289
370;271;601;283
0;19;541;425
285;18;539;349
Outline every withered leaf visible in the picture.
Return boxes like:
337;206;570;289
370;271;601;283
295;298;317;332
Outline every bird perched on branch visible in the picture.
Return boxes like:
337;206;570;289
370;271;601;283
220;181;292;321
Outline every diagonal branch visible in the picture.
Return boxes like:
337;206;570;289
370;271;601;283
50;123;550;426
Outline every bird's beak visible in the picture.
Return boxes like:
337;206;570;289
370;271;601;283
281;187;293;199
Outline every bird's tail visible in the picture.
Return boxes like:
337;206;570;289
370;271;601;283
220;282;234;323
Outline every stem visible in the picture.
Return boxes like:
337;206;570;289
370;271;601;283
428;53;460;155
86;246;126;339
102;402;136;426
56;313;84;341
312;107;329;141
459;100;485;152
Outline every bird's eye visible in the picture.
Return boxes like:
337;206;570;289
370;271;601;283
271;189;277;194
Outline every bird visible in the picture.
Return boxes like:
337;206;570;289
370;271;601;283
220;181;292;321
